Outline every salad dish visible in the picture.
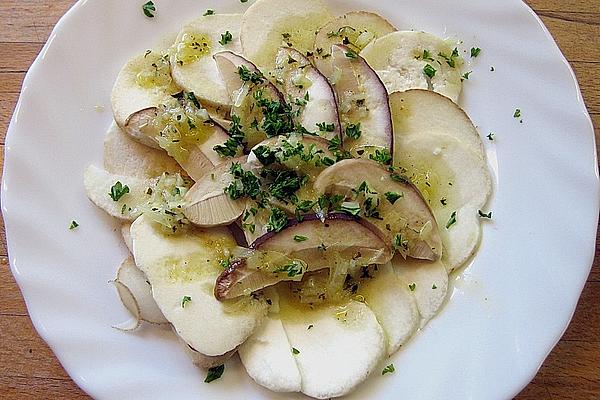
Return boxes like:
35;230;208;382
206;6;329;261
84;0;492;397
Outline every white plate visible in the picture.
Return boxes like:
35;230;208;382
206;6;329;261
2;0;598;399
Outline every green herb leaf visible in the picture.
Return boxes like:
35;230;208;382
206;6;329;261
185;91;201;108
203;9;215;16
316;122;335;132
252;145;276;165
478;210;492;219
291;347;300;355
241;0;249;2
408;283;416;291
487;133;495;141
513;108;521;118
238;65;264;84
440;197;447;206
204;364;225;383
423;64;436;78
69;220;79;230
345;50;358;59
470;47;482;58
307;324;314;330
266;207;288;232
109;181;130;201
340;201;361;216
382;363;395;375
219;31;233;46
384;191;403;204
273;261;305;277
181;296;192;308
462;71;472;80
369;148;392;165
293;235;308;242
345;123;361;139
142;1;156;18
445;211;457;229
432;284;438;289
416;49;434;61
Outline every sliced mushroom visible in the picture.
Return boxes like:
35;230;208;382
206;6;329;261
329;44;392;157
215;213;392;300
124;106;230;181
130;214;269;356
239;0;332;73
313;158;442;260
273;47;340;139
214;51;287;148
313;11;397;78
183;156;248;227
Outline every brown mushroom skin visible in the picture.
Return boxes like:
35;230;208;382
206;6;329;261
214;213;392;300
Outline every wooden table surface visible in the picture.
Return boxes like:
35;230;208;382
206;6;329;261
0;1;598;398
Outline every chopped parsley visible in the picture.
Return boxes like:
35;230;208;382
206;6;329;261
203;9;215;16
470;47;482;58
423;64;436;78
213;115;245;157
487;133;495;141
513;108;521;118
432;284;438;289
181;296;192;308
293;235;308;242
416;49;434;61
291;347;300;355
382;364;395;375
369;148;392;165
224;162;262;200
478;210;492;219
345;50;359;59
109;181;129;201
408;283;416;291
241;0;249;2
440;197;447;206
307;324;314;330
219;31;233;46
274;261;304;277
204;364;225;383
266;207;288;232
340;201;361;216
252;145;276;165
185;91;202;108
264;169;303;201
238;65;264;84
445;211;457;229
462;71;472;80
316;122;335;132
393;234;408;253
345;123;362;140
438;48;460;68
69;220;79;230
142;1;156;18
384;191;403;204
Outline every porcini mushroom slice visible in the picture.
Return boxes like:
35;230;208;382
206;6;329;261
329;44;392;157
214;51;287;148
361;31;464;102
313;158;442;260
239;315;302;393
389;89;485;160
170;13;243;109
83;165;155;221
280;298;386;399
183;156;248;227
392;255;449;327
104;122;182;178
313;11;397;78
273;47;340;139
130;214;268;356
239;0;332;73
358;263;419;354
114;257;168;325
124;106;230;181
215;213;392;300
111;50;179;133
